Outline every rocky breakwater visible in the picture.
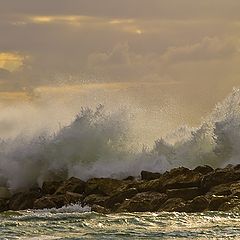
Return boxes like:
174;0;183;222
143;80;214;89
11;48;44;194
1;165;240;213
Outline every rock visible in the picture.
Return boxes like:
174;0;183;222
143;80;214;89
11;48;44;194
201;168;240;192
229;182;240;197
0;199;8;212
55;177;86;195
193;165;214;175
105;188;138;209
209;196;229;211
185;196;209;212
141;171;162;180
218;198;240;211
65;191;84;204
42;181;63;195
85;178;126;196
206;183;232;196
91;204;110;214
117;192;167;212
137;179;162;193
161;167;203;190
9;190;42;211
123;176;135;181
34;195;66;209
166;187;201;200
158;198;186;212
82;194;109;207
0;187;11;199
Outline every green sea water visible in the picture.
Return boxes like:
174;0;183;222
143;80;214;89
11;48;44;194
0;205;240;239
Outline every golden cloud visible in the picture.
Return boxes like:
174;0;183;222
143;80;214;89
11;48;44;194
0;52;25;72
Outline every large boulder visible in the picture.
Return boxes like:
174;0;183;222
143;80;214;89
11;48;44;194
206;182;232;197
209;196;229;211
55;177;86;195
42;181;63;195
193;165;214;175
0;199;8;212
158;198;186;212
218;198;240;211
82;194;109;207
85;178;126;196
9;189;42;211
185;196;209;212
166;187;201;201
65;191;84;204
201;168;240;192
117;192;167;212
91;204;110;214
141;171;162;180
34;195;66;209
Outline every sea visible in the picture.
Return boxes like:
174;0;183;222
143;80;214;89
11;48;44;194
1;89;240;239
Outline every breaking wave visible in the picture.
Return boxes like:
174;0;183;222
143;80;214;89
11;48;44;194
1;88;240;190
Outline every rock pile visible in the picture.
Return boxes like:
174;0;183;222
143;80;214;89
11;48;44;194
1;165;240;213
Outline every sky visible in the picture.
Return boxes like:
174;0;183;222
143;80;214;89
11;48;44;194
1;0;240;136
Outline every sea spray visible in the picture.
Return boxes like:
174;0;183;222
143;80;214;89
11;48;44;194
1;89;240;190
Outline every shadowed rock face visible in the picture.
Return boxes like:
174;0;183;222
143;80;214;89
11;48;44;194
1;165;240;213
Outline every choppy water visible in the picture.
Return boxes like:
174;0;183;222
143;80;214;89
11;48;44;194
0;205;240;239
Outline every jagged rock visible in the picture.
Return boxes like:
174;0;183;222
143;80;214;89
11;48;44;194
9;190;42;211
141;171;162;180
82;194;109;207
55;177;86;195
206;183;232;196
209;196;229;211
185;196;209;212
166;187;201;200
0;187;11;199
201;168;240;192
117;192;167;212
91;204;110;214
42;181;63;195
229;182;240;196
85;178;126;196
137;179;162;192
158;198;186;212
34;195;66;209
193;165;214;175
0;199;8;212
105;187;138;209
123;176;135;181
218;198;240;211
65;191;84;204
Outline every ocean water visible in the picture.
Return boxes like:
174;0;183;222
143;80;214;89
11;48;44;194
0;205;240;239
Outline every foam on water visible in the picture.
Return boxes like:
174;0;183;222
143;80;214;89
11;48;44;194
0;88;240;190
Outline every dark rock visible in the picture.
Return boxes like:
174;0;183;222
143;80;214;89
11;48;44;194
209;196;229;211
218;198;240;211
34;195;66;209
105;188;138;208
206;183;232;196
85;178;126;196
185;196;209;212
123;176;135;181
137;179;162;193
158;198;186;212
201;168;240;192
83;194;109;207
141;171;162;180
42;181;63;195
117;192;167;212
91;204;110;214
65;191;84;204
166;187;202;200
193;165;214;175
0;199;8;212
55;177;86;195
9;190;42;211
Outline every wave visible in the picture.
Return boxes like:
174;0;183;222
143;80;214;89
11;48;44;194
1;88;240;190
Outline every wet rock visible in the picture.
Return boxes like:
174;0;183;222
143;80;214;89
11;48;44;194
117;192;167;212
229;181;240;197
209;196;229;211
206;183;232;196
0;187;11;199
193;165;214;175
85;178;126;196
82;194;109;207
123;176;135;181
65;191;84;204
158;198;186;212
105;187;138;209
9;190;42;211
218;198;240;211
166;187;201;201
34;195;66;209
91;204;110;214
42;181;63;195
141;171;162;180
55;177;86;195
201;168;240;192
185;196;209;212
0;199;8;212
137;179;162;193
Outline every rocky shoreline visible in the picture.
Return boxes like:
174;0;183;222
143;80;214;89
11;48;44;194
1;164;240;213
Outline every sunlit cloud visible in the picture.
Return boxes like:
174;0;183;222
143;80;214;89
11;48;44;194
0;52;25;72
